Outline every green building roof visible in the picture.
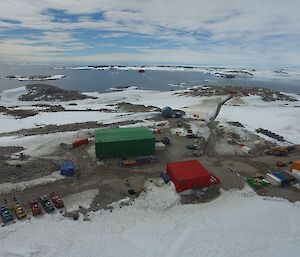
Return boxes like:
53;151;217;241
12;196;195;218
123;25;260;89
95;127;154;143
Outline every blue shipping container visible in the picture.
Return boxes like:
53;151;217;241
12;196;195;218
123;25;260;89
60;162;75;177
272;171;289;185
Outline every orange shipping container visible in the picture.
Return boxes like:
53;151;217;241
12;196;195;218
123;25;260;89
72;138;89;148
291;160;300;171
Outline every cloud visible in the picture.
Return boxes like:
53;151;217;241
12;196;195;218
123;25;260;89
0;0;299;66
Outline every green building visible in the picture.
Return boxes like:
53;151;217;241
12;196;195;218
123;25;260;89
95;127;155;159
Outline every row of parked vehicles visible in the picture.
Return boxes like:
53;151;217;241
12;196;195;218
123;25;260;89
0;193;64;225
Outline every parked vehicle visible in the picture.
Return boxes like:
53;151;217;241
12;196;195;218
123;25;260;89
50;193;64;209
186;144;199;150
40;195;55;213
162;137;170;145
14;200;27;219
0;204;13;224
29;199;42;216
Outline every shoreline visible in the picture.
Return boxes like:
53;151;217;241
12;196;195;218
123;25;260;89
1;65;300;95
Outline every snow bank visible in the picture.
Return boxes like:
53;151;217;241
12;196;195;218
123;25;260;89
64;189;99;212
184;96;226;120
0;171;64;194
0;181;299;257
133;180;180;212
0;86;27;101
0;132;77;157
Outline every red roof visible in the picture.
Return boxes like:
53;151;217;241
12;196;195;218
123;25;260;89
166;160;211;192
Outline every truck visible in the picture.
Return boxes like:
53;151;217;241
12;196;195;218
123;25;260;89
40;195;55;213
0;204;13;224
50;192;64;209
14;200;27;219
29;199;42;216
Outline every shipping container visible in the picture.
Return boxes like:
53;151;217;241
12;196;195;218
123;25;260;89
60;162;75;177
291;169;300;180
166;160;211;192
272;171;290;185
282;171;296;182
284;170;299;181
291;160;300;172
72;138;89;148
95;127;155;159
266;173;282;186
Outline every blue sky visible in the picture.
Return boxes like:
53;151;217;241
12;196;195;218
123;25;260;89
0;0;299;66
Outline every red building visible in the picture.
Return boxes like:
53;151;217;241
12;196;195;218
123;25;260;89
166;160;219;192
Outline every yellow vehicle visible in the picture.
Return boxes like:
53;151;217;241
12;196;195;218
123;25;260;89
14;200;27;219
264;146;288;156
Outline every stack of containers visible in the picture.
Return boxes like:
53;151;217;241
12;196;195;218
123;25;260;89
266;171;295;186
291;160;300;179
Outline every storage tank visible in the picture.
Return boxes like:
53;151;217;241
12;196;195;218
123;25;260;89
161;106;174;118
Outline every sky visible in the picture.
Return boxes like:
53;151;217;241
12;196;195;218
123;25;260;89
0;0;299;67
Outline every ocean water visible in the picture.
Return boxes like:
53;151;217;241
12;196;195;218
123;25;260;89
0;64;300;94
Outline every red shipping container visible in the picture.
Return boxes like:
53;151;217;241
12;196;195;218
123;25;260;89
166;160;211;192
72;138;89;148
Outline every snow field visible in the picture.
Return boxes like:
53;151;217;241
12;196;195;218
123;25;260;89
0;87;209;133
0;181;299;257
217;96;300;144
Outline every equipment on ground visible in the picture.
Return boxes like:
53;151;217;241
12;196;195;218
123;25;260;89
276;161;286;167
121;156;157;167
186;129;198;138
160;172;171;184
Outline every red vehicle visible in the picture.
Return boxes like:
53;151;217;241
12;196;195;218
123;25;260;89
29;199;42;216
51;193;64;209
